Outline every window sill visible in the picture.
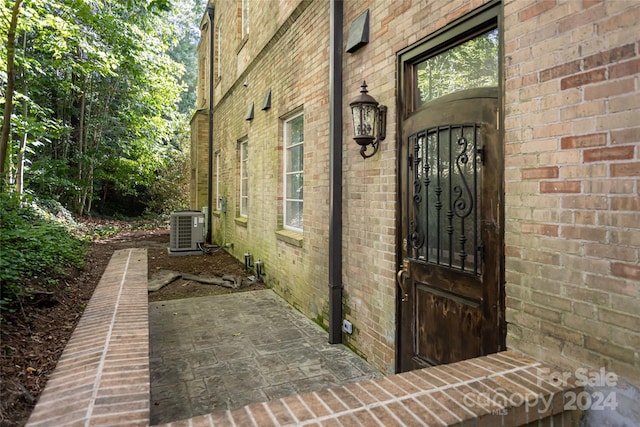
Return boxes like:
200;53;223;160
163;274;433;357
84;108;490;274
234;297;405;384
236;35;248;54
276;229;303;247
235;216;248;227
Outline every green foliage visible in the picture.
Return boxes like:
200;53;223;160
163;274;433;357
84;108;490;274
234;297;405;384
0;193;86;311
88;224;120;239
417;28;498;104
2;0;198;217
142;126;191;215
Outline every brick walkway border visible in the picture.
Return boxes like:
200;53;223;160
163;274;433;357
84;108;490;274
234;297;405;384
26;248;581;426
158;351;582;427
27;248;150;427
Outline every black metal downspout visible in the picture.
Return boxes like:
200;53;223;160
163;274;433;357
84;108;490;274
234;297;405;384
206;5;214;244
328;0;343;344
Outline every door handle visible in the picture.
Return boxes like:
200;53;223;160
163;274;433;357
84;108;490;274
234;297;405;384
396;260;409;302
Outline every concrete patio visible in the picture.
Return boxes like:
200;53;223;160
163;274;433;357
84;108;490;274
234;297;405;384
149;290;382;425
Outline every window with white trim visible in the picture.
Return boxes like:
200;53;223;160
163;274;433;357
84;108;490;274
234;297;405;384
239;139;248;217
283;113;303;231
241;0;249;39
215;151;221;210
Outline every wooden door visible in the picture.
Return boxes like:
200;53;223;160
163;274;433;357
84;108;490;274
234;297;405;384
397;87;504;371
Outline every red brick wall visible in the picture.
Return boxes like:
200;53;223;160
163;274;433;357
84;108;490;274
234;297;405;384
503;0;640;386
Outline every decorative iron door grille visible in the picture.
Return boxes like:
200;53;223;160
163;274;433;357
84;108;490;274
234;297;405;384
408;124;483;275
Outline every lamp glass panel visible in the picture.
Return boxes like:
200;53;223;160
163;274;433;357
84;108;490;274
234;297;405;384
352;104;377;137
351;106;361;136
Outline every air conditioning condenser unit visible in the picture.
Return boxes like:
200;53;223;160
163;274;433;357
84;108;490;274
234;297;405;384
169;211;205;255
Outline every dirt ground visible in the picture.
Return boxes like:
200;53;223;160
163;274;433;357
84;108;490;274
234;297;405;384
0;228;264;427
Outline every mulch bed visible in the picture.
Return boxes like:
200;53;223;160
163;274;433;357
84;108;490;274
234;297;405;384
0;228;264;426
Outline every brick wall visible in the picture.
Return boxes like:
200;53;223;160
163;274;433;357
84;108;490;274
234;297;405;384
154;352;582;427
192;9;211;212
503;0;640;389
190;111;208;211
193;0;640;390
341;0;497;374
201;0;335;352
27;249;149;427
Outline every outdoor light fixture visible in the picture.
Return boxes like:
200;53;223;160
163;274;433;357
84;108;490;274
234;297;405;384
349;81;387;158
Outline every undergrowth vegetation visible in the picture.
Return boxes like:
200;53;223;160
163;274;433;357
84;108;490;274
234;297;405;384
0;193;173;315
0;194;87;314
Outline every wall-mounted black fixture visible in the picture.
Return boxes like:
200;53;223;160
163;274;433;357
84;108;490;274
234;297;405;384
245;102;254;121
262;89;271;111
349;81;386;158
346;9;369;53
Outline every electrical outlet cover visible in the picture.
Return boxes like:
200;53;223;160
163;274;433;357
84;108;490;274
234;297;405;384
342;319;353;334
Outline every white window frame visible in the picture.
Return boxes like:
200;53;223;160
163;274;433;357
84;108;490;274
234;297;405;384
283;112;304;232
241;0;249;38
239;138;248;217
215;151;221;210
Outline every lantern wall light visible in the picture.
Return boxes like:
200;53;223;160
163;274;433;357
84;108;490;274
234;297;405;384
349;81;387;159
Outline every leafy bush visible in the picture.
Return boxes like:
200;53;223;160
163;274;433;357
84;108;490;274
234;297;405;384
142;135;191;216
0;193;87;311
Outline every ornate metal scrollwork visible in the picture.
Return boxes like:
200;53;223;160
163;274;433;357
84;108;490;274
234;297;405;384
409;135;426;251
407;124;480;274
409;225;424;250
453;136;474;219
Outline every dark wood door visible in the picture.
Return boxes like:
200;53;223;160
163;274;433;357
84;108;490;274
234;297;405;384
397;87;504;371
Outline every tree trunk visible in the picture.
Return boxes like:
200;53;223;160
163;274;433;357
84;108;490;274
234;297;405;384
0;0;24;192
101;181;109;213
74;74;93;215
16;31;28;197
86;164;94;214
72;68;86;210
15;124;27;196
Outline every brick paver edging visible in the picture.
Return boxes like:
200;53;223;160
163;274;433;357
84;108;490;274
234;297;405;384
158;351;582;427
27;248;150;427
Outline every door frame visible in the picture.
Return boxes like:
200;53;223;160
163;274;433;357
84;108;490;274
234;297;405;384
395;0;505;373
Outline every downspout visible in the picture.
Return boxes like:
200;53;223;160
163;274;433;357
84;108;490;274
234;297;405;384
328;0;343;344
206;4;214;244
